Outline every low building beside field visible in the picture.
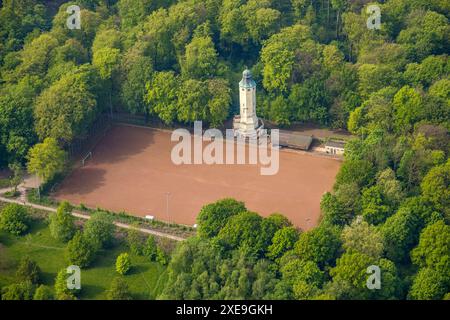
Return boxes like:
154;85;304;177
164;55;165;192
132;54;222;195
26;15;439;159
325;140;345;155
276;130;313;151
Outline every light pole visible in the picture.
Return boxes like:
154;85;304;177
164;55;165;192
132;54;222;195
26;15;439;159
165;192;171;224
36;175;41;200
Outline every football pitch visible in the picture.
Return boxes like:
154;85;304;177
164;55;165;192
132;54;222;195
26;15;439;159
54;125;341;230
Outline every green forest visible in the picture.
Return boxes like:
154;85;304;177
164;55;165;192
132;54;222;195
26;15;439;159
0;0;449;300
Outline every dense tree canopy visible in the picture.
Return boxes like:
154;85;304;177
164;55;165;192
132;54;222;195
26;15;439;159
0;0;448;301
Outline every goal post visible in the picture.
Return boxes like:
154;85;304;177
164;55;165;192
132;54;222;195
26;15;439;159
81;151;92;167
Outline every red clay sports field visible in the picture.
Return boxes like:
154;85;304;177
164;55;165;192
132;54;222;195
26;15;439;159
54;125;341;230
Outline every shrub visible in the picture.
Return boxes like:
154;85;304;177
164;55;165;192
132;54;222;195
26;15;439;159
84;212;115;249
156;247;169;266
106;277;132;300
33;285;53;300
54;269;77;300
0;203;30;235
66;231;96;268
49;201;76;242
127;225;144;255
1;281;34;300
144;235;157;261
16;257;41;284
116;253;131;275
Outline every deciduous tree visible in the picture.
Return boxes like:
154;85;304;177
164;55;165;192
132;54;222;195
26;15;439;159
16;257;41;284
33;285;53;300
267;227;299;261
83;211;115;249
107;277;132;300
49;201;76;242
34;70;97;143
27;138;66;183
116;253;132;275
66;231;96;268
197;198;246;238
0;203;30;235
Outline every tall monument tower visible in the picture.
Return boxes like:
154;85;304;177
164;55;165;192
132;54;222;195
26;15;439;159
234;69;263;138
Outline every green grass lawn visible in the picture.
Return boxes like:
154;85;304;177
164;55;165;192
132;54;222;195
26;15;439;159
0;178;10;189
0;219;168;300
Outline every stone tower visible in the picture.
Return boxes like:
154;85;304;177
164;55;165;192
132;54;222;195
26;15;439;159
234;69;261;138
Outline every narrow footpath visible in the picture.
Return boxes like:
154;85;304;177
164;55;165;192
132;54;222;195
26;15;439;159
0;187;186;242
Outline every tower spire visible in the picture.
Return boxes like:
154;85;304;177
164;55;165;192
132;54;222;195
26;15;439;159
240;69;255;88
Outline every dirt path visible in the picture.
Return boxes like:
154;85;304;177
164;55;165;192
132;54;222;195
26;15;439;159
0;195;185;242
